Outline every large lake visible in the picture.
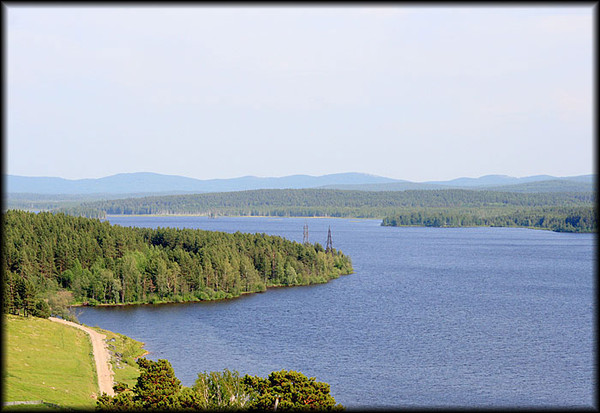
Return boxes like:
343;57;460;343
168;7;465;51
77;216;595;408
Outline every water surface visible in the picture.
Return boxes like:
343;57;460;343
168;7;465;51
77;216;595;408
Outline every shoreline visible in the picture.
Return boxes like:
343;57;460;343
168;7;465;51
104;213;379;220
380;223;595;233
103;215;594;233
70;274;351;309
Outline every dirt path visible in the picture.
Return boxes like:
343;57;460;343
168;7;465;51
49;317;115;397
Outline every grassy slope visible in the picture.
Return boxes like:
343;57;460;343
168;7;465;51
3;315;98;409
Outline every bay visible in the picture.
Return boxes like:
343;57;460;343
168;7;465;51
76;216;595;408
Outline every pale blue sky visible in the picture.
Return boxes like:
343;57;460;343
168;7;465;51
6;5;594;181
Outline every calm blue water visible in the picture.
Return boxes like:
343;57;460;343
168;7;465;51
77;216;596;408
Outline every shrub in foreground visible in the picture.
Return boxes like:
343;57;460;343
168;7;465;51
97;358;343;410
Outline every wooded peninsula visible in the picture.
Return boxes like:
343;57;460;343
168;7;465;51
381;205;595;232
54;188;596;233
3;210;353;315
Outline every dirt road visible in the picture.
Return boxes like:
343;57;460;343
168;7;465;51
49;317;115;397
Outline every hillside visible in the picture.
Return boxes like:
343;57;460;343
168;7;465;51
4;315;98;409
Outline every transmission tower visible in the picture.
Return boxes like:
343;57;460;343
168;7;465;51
325;226;333;253
303;224;309;244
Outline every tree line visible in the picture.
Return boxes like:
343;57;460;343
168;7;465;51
3;210;353;317
97;358;342;410
55;188;595;219
381;206;596;232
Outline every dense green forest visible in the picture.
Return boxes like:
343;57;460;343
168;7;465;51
381;206;596;232
3;210;352;316
55;188;595;220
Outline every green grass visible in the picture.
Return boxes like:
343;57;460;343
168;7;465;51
3;314;97;409
90;326;146;389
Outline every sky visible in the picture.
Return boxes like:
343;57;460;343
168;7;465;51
5;5;595;182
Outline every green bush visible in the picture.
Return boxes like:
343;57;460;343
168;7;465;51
192;369;250;409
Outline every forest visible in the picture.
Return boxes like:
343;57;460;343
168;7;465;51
3;210;353;317
381;205;596;232
55;188;595;220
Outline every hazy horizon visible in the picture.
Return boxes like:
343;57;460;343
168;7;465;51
5;170;594;182
7;5;594;181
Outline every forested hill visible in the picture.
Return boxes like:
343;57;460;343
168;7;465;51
55;188;595;219
3;210;353;314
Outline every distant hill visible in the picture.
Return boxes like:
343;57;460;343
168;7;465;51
5;172;398;195
6;173;204;195
423;174;595;189
5;172;594;195
320;182;461;191
323;175;595;193
427;174;557;187
561;175;595;183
